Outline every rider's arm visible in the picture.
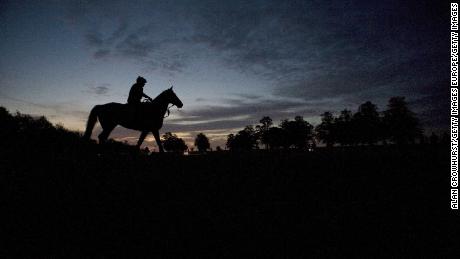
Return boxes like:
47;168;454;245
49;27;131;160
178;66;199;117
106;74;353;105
142;93;153;101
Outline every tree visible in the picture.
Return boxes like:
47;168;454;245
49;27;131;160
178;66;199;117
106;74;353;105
226;126;258;151
162;132;188;153
280;116;313;150
0;107;17;138
315;112;336;147
353;101;381;145
265;126;288;150
334;109;354;146
255;116;273;149
383;97;422;145
226;134;235;150
194;133;210;153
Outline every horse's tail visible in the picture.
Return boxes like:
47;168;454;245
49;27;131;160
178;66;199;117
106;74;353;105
83;105;101;140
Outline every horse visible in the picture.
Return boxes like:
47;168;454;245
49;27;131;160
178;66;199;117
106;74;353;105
83;87;183;152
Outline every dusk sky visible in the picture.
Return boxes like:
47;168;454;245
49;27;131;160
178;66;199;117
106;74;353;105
0;0;448;149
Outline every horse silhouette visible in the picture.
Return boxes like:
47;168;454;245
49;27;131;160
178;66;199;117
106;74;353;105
83;87;183;152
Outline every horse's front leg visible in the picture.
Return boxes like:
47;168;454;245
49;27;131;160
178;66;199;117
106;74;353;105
136;131;148;149
152;130;164;153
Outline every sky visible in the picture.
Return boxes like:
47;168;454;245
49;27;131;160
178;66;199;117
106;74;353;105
0;0;449;149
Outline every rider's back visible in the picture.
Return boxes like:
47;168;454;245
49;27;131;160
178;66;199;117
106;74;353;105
127;83;143;104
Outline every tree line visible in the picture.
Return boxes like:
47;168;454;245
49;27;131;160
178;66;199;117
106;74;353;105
223;96;430;151
0;95;444;154
164;96;447;153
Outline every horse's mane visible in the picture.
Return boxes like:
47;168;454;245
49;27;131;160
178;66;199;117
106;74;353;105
151;89;171;104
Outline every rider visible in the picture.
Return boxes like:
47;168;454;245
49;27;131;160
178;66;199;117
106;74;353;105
127;76;153;104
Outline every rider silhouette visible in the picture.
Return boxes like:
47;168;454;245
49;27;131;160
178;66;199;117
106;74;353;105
127;76;153;104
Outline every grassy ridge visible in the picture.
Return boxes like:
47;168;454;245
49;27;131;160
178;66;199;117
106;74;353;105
0;107;456;256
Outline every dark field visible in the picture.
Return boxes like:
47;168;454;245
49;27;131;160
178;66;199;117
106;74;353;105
2;136;457;257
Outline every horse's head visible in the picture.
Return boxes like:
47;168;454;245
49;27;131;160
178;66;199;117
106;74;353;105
164;86;183;108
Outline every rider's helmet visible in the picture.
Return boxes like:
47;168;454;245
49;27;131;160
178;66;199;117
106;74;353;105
136;76;147;84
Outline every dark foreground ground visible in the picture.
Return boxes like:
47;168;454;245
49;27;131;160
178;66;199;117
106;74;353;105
2;139;457;257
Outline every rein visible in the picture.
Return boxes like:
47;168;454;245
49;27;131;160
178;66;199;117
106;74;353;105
164;104;175;118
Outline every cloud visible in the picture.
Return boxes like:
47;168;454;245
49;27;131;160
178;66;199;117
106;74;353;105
115;32;157;58
85;32;104;47
185;0;446;113
93;49;111;59
85;22;190;75
65;0;447;133
167;95;334;131
71;0;445;97
67;2;194;75
84;83;111;96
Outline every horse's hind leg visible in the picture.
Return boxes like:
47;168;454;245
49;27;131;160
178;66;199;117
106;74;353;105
98;124;116;144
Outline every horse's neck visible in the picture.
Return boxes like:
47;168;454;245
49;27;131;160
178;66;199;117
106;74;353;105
158;102;169;117
149;98;169;117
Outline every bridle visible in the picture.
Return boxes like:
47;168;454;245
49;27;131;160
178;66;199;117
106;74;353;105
143;98;176;118
164;81;176;118
145;81;179;118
